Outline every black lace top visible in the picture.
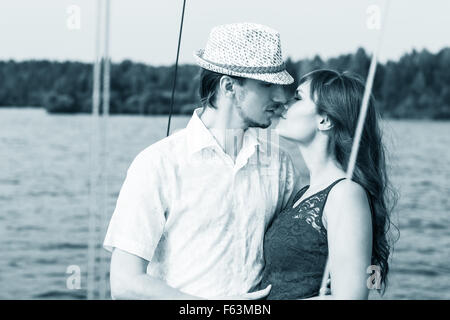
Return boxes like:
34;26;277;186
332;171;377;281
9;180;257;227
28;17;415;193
258;178;346;300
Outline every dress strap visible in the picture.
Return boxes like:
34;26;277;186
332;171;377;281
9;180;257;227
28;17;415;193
325;177;347;191
291;185;309;204
319;177;347;207
291;178;347;211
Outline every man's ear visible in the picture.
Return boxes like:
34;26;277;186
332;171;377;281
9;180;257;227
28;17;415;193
317;114;333;131
219;76;235;97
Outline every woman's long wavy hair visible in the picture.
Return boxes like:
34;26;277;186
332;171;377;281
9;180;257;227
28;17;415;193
299;69;398;294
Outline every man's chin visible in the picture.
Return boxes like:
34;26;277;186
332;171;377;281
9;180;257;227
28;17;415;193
256;121;271;129
247;118;271;129
249;124;270;129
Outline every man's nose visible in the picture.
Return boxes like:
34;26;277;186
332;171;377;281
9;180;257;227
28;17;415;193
272;85;287;104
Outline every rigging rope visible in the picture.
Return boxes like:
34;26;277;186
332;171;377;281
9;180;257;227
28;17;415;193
319;0;392;297
166;0;187;137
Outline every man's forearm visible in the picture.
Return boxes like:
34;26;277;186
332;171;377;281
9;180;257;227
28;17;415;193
111;273;205;300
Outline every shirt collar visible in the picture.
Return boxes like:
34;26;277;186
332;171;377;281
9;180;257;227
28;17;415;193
186;108;221;155
186;108;267;156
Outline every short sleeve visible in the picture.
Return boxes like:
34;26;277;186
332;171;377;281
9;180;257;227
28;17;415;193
103;150;168;262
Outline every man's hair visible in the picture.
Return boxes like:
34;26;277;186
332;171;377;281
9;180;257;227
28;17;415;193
199;69;245;109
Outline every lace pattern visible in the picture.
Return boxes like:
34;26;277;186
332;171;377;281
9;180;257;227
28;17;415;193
292;192;329;237
259;178;346;299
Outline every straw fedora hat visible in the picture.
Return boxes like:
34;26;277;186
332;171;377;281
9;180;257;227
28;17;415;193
194;23;294;85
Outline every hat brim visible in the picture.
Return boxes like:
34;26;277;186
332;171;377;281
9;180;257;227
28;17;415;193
193;51;294;85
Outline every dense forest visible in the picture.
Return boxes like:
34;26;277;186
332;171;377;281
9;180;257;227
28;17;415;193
0;47;449;119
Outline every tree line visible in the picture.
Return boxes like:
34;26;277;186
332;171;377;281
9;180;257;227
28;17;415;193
0;47;449;119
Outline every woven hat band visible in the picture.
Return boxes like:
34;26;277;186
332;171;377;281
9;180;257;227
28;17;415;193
199;54;286;74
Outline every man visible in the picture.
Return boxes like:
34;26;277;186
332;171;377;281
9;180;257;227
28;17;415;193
103;22;296;299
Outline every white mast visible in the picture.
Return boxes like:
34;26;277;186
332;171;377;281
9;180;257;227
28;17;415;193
88;0;111;300
99;0;111;301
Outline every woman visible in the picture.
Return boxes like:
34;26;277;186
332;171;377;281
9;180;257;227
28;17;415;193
258;69;396;299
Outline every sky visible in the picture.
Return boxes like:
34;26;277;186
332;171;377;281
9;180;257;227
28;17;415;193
0;0;449;65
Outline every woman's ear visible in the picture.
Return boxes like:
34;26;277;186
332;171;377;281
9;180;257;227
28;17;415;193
317;114;333;131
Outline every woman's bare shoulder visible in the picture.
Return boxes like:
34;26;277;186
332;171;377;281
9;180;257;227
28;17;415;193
324;179;371;227
330;179;368;201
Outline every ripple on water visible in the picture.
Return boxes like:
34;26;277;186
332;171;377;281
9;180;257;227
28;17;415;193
33;289;86;300
426;222;447;230
0;179;20;185
15;225;47;232
34;258;59;265
393;267;441;277
39;242;88;250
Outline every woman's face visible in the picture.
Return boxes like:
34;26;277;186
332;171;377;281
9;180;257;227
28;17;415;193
274;81;321;143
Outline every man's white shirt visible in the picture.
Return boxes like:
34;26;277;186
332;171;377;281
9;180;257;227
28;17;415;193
103;108;296;298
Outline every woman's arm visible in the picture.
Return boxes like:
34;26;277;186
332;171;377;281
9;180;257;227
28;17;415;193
320;180;373;300
110;248;204;300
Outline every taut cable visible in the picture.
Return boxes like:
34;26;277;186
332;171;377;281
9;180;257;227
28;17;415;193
319;0;391;298
167;0;187;137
